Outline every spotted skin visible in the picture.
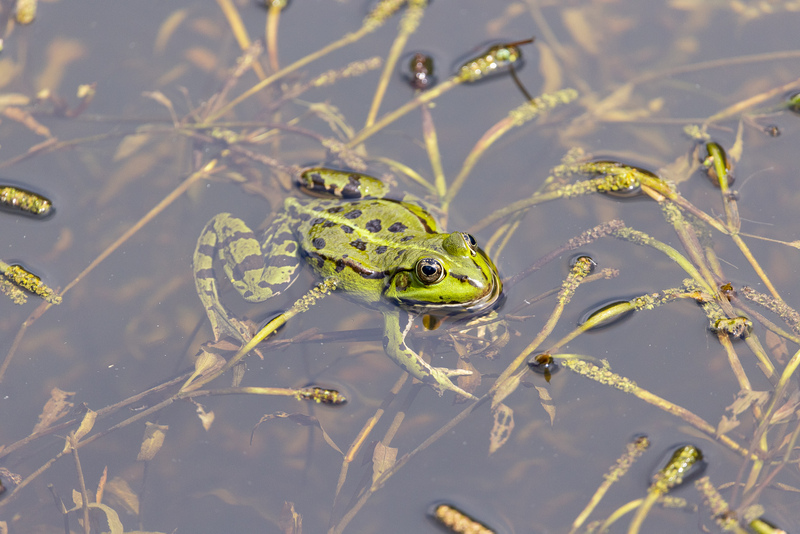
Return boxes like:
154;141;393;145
192;168;502;398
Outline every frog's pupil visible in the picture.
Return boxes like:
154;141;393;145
416;258;444;284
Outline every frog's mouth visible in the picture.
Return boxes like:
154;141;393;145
392;267;503;315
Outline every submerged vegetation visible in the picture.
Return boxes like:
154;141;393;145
1;0;800;532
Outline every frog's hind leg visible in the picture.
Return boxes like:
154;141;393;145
193;212;300;341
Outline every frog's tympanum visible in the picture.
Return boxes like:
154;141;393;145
193;169;502;398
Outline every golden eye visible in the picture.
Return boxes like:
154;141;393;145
462;233;478;254
416;258;445;285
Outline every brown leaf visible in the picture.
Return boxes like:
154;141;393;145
280;501;302;534
371;442;397;485
0;93;30;107
73;409;97;442
72;488;83;509
96;466;108;504
181;348;225;392
86;503;124;534
63;409;96;453
33;387;75;433
489;403;514;455
716;414;740;437
36;38;86;93
106;476;139;516
562;8;600;55
455;358;480;403
137;422;168;461
2;106;52;137
141;90;178;124
252;412;342;455
538;43;563;95
535;386;557;425
491;374;520;410
770;391;800;425
113;132;152;161
727;390;769;416
765;329;789;363
195;402;215;431
659;151;698;185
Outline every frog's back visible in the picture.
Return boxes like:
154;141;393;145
286;197;439;297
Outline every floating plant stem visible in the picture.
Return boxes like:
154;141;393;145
442;88;578;210
715;327;754;394
570;435;650;534
180;279;338;393
486;215;522;258
351;39;540;148
694;476;749;534
372;156;436;194
179;385;347;405
704;74;800;125
732;232;782;302
332;372;409;518
734;299;800;346
597;499;643;533
762;347;800;425
265;0;287;72
216;0;267;80
469;177;605;233
628;444;704;534
503;220;625;288
547;288;698;353
563;359;750;457
701;142;781;300
490;257;595;407
348;76;461;147
67;434;91;534
612;225;715;294
740;286;800;337
206;0;406;123
658;202;719;293
420;104;446;199
364;0;428;128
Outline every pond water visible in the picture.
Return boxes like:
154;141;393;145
1;0;799;532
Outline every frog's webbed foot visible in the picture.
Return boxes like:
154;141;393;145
424;366;477;400
206;300;253;343
383;310;477;400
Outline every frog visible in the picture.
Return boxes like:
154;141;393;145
193;168;502;398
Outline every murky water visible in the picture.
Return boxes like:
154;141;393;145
1;0;799;532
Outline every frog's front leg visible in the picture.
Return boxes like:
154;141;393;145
193;212;300;342
382;309;476;399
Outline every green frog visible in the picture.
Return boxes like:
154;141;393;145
193;168;502;398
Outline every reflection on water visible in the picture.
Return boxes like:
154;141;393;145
1;0;799;532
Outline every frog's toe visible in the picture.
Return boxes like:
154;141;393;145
440;380;477;400
429;367;476;399
441;368;472;378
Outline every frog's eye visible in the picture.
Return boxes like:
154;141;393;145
416;258;445;285
462;233;478;254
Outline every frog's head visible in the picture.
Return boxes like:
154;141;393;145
384;232;502;314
